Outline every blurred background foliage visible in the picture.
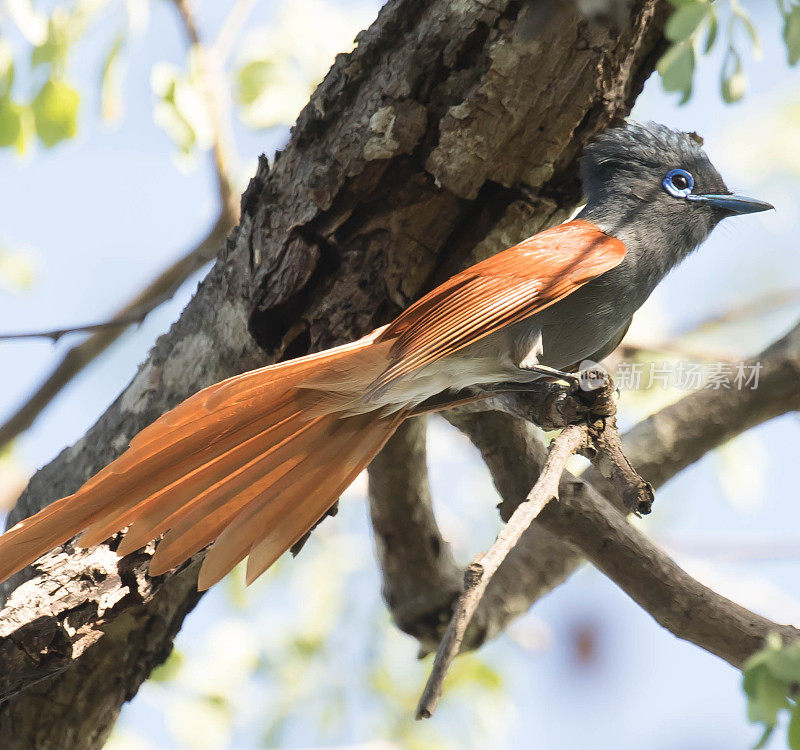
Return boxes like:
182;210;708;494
0;0;799;748
657;0;800;104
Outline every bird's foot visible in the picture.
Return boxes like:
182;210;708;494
513;363;617;419
568;364;617;420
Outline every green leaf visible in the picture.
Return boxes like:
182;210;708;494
31;78;79;147
31;14;72;71
665;1;711;43
744;663;788;726
657;41;695;104
789;702;800;750
734;10;762;59
785;5;800;65
764;643;800;683
236;60;274;106
100;34;125;123
703;11;718;54
0;97;25;152
721;47;746;104
754;724;775;749
151;62;213;157
0;41;14;98
149;649;184;683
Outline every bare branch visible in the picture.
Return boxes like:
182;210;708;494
0;0;249;451
620;288;800;360
589;415;654;515
622;319;800;487
0;316;144;343
559;476;800;667
171;0;239;214
212;0;260;60
416;424;588;719
458;418;800;668
673;286;800;339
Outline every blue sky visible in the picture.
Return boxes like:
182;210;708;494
1;1;800;748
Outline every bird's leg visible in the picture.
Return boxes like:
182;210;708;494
519;350;612;395
515;331;612;394
515;334;582;388
517;364;582;388
479;379;560;394
515;342;616;420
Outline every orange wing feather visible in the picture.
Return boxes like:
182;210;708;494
370;220;625;392
0;220;624;590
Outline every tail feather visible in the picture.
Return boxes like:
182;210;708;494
149;415;362;579
80;403;316;549
197;412;397;590
129;328;387;449
117;415;327;559
0;331;404;587
243;414;401;586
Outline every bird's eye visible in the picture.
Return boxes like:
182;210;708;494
663;168;694;198
671;173;689;190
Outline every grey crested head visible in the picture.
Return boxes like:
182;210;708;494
577;122;772;271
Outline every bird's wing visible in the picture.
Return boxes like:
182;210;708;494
370;220;625;393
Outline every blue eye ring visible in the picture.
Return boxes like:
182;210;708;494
663;168;694;198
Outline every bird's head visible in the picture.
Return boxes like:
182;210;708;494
578;122;772;257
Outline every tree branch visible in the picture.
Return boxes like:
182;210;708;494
0;314;150;343
0;0;244;453
368;317;800;660
622;319;800;487
416;423;589;719
0;1;670;744
0;212;235;452
212;0;260;61
171;0;239;213
367;418;463;644
469;423;800;669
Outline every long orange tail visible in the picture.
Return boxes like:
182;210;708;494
0;333;402;590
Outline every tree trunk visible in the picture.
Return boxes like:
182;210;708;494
0;0;669;745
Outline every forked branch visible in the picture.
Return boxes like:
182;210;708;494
416;422;590;718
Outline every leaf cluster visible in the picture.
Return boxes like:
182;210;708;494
656;0;800;105
743;633;800;748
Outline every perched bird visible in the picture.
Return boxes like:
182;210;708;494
0;122;772;591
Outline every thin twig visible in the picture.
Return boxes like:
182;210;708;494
674;287;800;339
171;0;238;213
589;417;654;516
621;287;800;361
212;0;260;60
0;0;244;450
0;312;149;342
0;212;235;451
416;423;589;720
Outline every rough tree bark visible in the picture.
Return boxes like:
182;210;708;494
0;0;670;746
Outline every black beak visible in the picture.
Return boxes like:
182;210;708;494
687;193;774;215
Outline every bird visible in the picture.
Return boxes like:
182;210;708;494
0;122;773;592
